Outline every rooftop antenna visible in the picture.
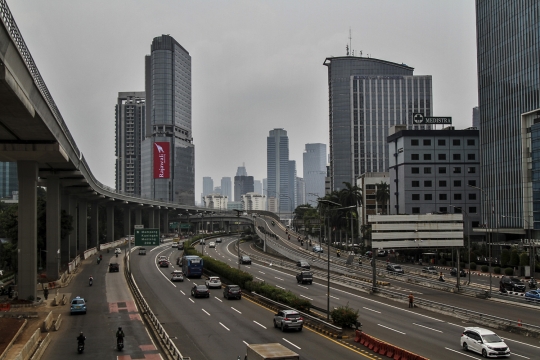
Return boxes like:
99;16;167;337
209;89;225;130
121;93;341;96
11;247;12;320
349;27;352;56
346;44;349;56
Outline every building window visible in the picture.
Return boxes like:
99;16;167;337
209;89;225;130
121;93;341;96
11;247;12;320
468;193;476;200
438;153;446;160
424;167;432;174
412;154;419;160
467;139;475;146
439;193;447;200
453;153;461;160
439;180;447;187
424;194;432;201
468;167;476;173
424;180;432;187
412;207;420;214
453;139;461;146
438;139;446;146
454;193;462;200
412;181;420;187
454;180;462;187
366;185;375;189
412;194;420;200
438;167;447;174
423;139;431;146
453;207;462;213
411;139;419;146
468;153;476;160
453;167;461;174
468;180;476;186
424;154;432;160
439;207;448;213
469;207;477;213
411;167;420;174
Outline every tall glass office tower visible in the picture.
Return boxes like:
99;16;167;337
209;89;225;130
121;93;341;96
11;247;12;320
323;56;432;192
267;129;291;213
303;143;326;204
476;1;540;229
141;35;194;204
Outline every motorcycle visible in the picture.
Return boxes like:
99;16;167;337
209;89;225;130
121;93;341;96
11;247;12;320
89;277;93;286
77;342;84;354
529;278;537;289
97;258;101;264
336;251;341;258
117;338;124;351
116;253;118;258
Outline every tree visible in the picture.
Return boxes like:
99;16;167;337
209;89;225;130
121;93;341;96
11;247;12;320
500;249;510;267
375;182;390;214
509;249;520;266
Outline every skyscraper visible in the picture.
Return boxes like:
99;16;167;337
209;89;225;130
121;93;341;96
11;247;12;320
303;143;326;204
0;162;17;198
141;34;194;204
202;177;214;196
288;160;297;210
221;177;232;200
296;177;305;206
234;175;254;202
267;128;291;213
236;164;247;177
476;1;540;230
254;180;262;195
323;56;432;191
115;92;145;195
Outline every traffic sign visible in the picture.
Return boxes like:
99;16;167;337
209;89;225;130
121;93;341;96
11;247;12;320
135;228;160;246
413;113;452;125
180;223;191;229
134;225;144;229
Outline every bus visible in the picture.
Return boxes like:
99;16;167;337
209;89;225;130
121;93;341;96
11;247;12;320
182;255;203;278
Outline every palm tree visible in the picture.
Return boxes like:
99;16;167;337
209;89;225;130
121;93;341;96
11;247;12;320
376;182;390;215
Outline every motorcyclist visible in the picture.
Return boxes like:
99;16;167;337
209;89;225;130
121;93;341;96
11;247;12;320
89;276;93;286
336;249;341;257
77;332;86;345
116;327;125;346
99;254;103;261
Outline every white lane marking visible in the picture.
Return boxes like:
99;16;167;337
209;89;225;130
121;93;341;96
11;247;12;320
253;321;267;329
180;290;185;295
413;323;443;333
378;324;405;334
231;307;242;314
445;347;482;358
202;309;211;316
219;322;230;331
256;277;264;281
189;298;195;303
228;259;231;261
252;263;295;278
329;295;340;300
242;340;249;346
503;337;540;349
510;353;530;359
363;307;381;314
282;338;301;350
214;297;222;302
300;294;313;300
276;285;285;290
259;271;266;274
447;323;464;328
246;266;251;268
275;277;284;281
170;283;177;288
298;285;308;289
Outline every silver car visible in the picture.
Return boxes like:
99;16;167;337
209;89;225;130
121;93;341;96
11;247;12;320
273;309;303;332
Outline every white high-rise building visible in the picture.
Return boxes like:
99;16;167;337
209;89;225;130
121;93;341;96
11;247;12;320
203;193;228;210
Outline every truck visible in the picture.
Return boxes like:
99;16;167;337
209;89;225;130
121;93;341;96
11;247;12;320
295;271;313;284
245;343;300;360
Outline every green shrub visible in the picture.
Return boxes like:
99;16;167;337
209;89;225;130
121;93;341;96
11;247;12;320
510;250;520;266
330;303;359;328
500;249;510;267
519;253;529;266
469;262;477;270
494;267;501;274
245;281;311;312
504;267;514;276
481;265;489;272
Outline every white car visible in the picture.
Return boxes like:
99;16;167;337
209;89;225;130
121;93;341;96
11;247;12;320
171;271;184;282
114;248;121;254
205;276;222;289
209;242;216;248
461;327;510;358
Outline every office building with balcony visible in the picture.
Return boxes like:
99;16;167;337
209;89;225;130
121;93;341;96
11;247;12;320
203;193;228;210
241;192;266;211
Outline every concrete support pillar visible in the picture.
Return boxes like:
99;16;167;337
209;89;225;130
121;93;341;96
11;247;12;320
78;200;88;252
135;208;142;226
107;204;115;243
148;208;155;228
124;207;131;237
17;161;38;300
154;210;160;231
162;211;169;234
69;196;78;259
89;202;99;249
46;176;61;280
60;189;70;264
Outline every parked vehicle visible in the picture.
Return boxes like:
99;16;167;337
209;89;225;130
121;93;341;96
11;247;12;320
223;284;242;300
460;327;510;358
273;309;303;332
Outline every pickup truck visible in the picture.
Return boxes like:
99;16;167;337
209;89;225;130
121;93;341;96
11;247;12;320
245;343;299;360
295;271;313;284
109;263;120;272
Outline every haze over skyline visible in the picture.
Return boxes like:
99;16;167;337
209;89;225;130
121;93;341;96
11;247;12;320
8;0;477;203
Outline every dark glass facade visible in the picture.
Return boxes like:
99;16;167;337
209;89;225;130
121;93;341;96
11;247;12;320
476;1;540;229
267;129;291;212
531;123;540;229
0;162;17;198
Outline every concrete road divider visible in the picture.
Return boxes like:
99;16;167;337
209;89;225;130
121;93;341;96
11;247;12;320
354;330;428;360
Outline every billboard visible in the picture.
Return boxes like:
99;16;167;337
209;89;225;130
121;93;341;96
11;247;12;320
153;142;170;179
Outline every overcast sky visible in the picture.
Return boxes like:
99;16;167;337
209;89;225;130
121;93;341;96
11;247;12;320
8;0;477;203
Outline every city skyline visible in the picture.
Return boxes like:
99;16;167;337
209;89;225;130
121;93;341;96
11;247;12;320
7;1;477;200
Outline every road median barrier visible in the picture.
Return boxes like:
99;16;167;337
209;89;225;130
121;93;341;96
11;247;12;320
354;330;428;360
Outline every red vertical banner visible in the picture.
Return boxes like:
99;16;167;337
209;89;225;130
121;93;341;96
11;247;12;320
153;142;170;179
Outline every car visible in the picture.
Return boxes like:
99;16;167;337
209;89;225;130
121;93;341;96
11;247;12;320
114;248;121;255
422;266;438;275
296;271;313;284
171;270;184;282
271;221;275;226
158;256;167;262
312;245;323;253
500;276;526;292
450;268;466;277
109;263;119;272
209;242;216;248
159;260;169;268
178;242;184;250
205;276;222;289
525;290;540;301
200;240;206;245
460;327;510;358
377;250;387;257
138;248;146;255
191;284;210;298
273;309;303;332
296;260;310;270
223;284;242;299
171;242;177;248
386;264;404;274
70;296;87;315
239;255;252;264
215;238;222;243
